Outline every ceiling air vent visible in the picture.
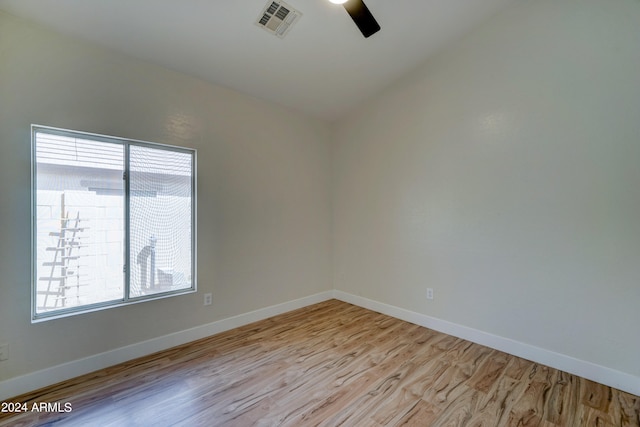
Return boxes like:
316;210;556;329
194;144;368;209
255;0;302;38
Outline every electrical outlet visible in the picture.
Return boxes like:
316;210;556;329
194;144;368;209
426;288;434;300
203;293;212;306
0;343;8;361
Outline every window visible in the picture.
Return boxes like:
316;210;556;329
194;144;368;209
32;125;196;321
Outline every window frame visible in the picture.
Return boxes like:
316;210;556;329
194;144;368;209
31;124;197;322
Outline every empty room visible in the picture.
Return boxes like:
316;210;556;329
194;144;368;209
0;0;639;425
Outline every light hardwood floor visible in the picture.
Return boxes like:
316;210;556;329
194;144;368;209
1;300;638;426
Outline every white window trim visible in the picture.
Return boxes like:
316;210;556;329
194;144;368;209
31;125;197;322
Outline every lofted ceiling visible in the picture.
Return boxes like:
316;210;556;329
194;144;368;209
0;0;517;121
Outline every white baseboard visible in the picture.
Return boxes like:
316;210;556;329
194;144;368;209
2;289;638;401
333;291;640;397
0;291;334;401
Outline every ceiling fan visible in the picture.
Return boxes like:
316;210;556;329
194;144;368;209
329;0;381;38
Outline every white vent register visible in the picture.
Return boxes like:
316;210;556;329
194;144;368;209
256;0;302;38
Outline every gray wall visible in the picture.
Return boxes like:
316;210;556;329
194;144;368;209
0;11;332;382
333;0;640;378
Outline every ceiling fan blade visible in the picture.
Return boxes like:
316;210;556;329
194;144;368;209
343;0;380;38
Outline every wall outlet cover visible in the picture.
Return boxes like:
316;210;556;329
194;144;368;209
426;288;434;300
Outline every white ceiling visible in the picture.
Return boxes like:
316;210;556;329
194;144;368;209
0;0;517;121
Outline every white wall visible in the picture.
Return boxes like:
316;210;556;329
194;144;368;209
2;0;640;399
333;0;640;383
0;11;332;385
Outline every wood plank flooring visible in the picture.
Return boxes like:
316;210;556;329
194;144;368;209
1;300;638;426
